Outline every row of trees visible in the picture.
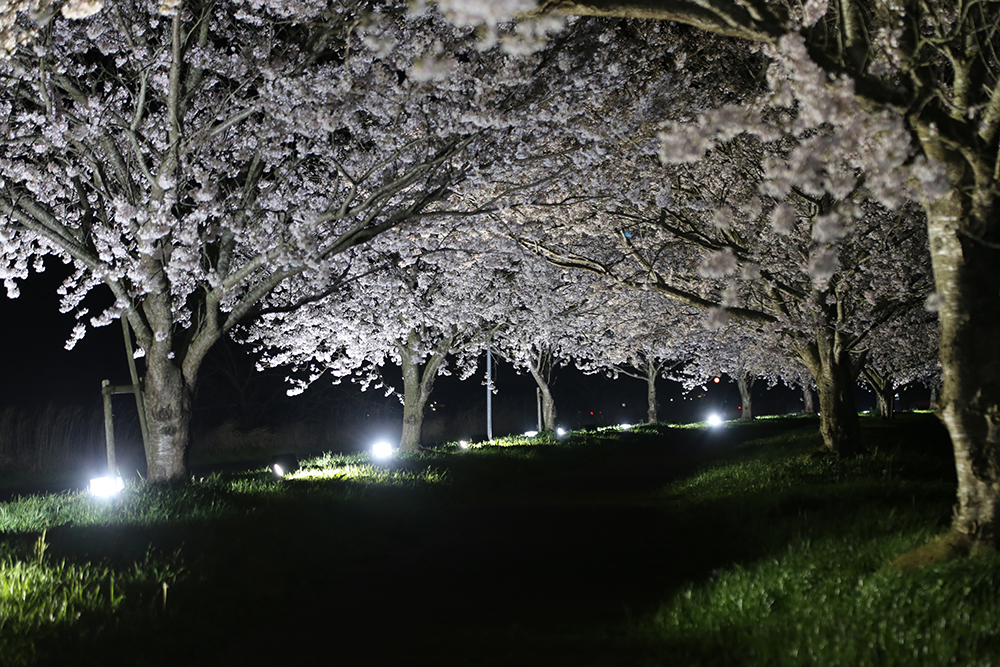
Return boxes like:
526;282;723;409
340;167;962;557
0;0;981;560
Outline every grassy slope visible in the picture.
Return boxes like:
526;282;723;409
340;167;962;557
0;413;995;666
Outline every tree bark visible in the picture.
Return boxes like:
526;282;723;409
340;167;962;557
797;327;861;456
803;385;816;414
863;366;895;420
527;361;557;432
646;371;658;424
921;158;1000;546
398;332;451;454
142;345;193;483
736;372;754;421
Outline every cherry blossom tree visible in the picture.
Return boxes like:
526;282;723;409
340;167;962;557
0;0;572;481
860;307;940;420
529;0;1000;557
248;228;526;453
571;289;694;424
520;131;931;455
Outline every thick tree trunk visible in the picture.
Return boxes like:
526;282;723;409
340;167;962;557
923;179;1000;547
143;346;193;483
646;372;658;424
797;328;861;456
803;385;816;414
736;372;754;421
398;333;450;454
527;363;557;432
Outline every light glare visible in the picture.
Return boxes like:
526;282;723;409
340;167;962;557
90;476;124;497
619;423;632;431
372;441;394;459
273;463;284;478
459;440;470;449
524;430;539;437
707;414;723;427
556;427;567;437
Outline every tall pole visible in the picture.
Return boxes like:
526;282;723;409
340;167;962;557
486;344;493;441
122;316;151;461
536;387;543;432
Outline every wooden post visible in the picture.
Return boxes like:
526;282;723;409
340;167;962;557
121;317;151;460
102;380;116;474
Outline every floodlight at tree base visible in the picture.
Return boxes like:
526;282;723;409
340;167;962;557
459;440;470;449
523;430;539;437
706;414;723;427
372;441;394;459
90;476;124;497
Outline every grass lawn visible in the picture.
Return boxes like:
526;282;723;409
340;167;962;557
0;413;995;666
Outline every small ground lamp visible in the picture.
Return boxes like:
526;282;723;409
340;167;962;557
619;423;632;431
556;427;568;437
272;454;300;478
523;430;539;437
372;441;394;459
706;413;724;427
459;440;470;449
89;475;124;498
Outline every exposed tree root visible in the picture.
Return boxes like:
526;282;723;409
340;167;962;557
888;530;993;574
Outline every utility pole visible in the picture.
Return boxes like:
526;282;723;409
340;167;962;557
486;344;493;441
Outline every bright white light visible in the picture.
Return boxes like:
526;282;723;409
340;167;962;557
372;441;394;459
619;423;632;431
273;463;285;478
459;440;470;449
556;427;567;437
707;414;723;427
90;476;124;497
524;430;539;437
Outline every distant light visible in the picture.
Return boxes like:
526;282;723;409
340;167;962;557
90;476;124;497
713;377;721;383
707;414;723;427
459;440;470;449
524;430;539;437
556;427;567;437
372;441;394;459
619;423;632;430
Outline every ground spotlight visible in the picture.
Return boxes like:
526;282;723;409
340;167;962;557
459;440;470;449
556;427;567;437
619;423;632;431
272;454;299;478
706;414;723;427
89;476;124;498
372;441;394;459
523;430;539;437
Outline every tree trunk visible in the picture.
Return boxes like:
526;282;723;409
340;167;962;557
142;345;193;483
863;367;895;420
797;327;861;456
646;373;658;424
922;173;1000;547
527;363;557;432
397;333;450;454
736;372;754;421
803;385;816;414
